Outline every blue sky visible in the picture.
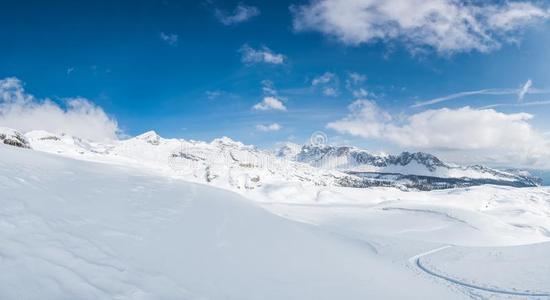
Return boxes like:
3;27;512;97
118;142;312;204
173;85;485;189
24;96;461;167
1;0;550;168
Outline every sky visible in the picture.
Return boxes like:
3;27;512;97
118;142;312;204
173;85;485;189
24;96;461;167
1;0;550;169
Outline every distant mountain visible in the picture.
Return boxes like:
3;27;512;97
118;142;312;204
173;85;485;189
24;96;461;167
0;127;541;191
279;144;542;189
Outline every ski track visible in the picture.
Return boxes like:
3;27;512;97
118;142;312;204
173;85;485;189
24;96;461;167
411;246;550;298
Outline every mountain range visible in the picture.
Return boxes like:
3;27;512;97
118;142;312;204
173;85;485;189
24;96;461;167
0;127;542;191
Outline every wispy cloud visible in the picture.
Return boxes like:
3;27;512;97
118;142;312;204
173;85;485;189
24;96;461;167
323;87;338;97
347;72;367;85
346;72;368;98
160;32;178;46
262;80;277;95
481;99;550;109
518;79;532;102
312;72;339;96
66;67;75;75
205;90;222;100
352;88;369;98
215;3;260;25
412;80;550;108
412;89;514;108
312;72;336;86
239;44;285;65
256;123;282;132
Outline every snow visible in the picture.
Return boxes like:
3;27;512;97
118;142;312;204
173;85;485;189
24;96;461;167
421;244;550;296
253;183;550;246
2;128;550;299
0;144;463;299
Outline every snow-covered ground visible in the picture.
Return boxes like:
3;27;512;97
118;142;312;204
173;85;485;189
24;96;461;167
0;144;463;299
2;131;550;299
253;183;550;246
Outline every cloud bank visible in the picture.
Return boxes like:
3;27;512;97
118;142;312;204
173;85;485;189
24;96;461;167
0;77;119;142
291;0;550;55
328;99;550;167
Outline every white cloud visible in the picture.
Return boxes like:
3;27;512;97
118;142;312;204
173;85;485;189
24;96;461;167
312;72;336;86
160;32;178;46
518;79;532;102
253;96;287;111
256;123;282;132
352;88;369;98
328;99;550;167
66;67;75;75
291;0;550;55
215;4;260;25
345;72;369;98
261;80;277;95
323;87;338;97
312;72;339;96
0;77;119;142
205;90;222;100
347;72;367;84
240;44;285;65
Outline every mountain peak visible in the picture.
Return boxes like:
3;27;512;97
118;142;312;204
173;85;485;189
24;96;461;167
0;127;31;149
134;130;161;145
211;136;246;148
275;142;302;159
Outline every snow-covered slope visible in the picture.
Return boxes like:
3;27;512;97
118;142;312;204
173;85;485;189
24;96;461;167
286;144;541;188
421;243;550;295
3;130;550;298
255;183;550;246
0;143;467;300
23;129;354;191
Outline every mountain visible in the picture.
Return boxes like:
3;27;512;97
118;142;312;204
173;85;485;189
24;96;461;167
0;127;30;148
274;142;302;160
0;127;541;191
281;144;542;189
21;129;352;191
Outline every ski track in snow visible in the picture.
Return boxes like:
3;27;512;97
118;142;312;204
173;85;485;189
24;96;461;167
411;246;550;298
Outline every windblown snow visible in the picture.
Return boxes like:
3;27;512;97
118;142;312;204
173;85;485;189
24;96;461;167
1;127;550;299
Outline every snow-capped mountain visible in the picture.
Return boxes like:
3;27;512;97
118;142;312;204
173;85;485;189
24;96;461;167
0;127;30;148
20;128;351;191
281;144;542;189
274;142;302;160
0;127;541;191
